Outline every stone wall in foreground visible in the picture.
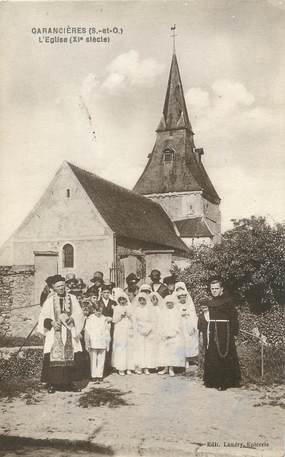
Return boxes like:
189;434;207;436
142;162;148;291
0;265;38;337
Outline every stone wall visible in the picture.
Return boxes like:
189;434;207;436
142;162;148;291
0;265;37;338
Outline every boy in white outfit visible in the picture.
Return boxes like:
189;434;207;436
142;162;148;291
85;301;110;383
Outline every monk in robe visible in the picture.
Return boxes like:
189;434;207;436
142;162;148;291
201;279;241;390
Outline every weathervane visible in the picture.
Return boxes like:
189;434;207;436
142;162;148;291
171;24;177;54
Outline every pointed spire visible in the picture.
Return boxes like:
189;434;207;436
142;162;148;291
134;35;220;205
157;51;193;133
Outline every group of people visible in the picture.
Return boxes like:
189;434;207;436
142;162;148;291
37;268;241;393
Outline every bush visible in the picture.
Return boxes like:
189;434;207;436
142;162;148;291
237;342;284;386
238;306;285;348
0;348;42;381
236;306;285;385
0;334;43;348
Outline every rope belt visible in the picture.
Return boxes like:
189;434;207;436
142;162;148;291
209;319;229;322
207;320;231;358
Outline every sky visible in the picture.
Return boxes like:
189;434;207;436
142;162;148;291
0;0;284;245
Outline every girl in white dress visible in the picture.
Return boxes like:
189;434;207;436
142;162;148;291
149;292;163;370
158;295;185;377
111;290;135;376
133;292;154;374
139;284;152;295
174;282;199;369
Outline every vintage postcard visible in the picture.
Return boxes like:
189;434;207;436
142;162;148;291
0;1;284;456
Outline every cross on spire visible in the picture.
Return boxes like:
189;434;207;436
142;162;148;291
171;24;177;54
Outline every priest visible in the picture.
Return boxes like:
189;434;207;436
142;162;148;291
38;274;86;393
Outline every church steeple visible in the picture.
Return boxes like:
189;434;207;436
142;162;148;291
157;52;193;134
134;35;221;245
134;49;220;206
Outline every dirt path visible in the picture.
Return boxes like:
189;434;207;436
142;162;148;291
1;372;284;455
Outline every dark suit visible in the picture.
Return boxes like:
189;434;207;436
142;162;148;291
97;298;116;375
97;298;116;318
152;282;169;298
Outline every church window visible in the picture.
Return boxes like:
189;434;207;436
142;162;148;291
66;189;70;198
188;204;194;215
163;148;174;163
63;244;74;268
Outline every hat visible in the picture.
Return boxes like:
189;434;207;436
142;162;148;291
101;283;111;292
103;279;115;288
149;269;161;279
65;273;77;284
77;278;86;287
90;271;104;283
50;275;65;286
45;276;55;288
163;275;176;286
126;273;140;284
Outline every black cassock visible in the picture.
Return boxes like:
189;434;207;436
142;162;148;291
199;292;241;389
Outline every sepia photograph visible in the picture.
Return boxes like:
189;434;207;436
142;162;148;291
0;1;284;456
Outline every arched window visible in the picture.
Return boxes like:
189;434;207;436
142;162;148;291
63;244;74;268
163;148;175;163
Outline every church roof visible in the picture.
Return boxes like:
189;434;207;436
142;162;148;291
174;217;213;238
68;162;189;254
133;53;220;205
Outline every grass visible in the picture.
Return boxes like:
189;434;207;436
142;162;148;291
253;391;285;408
0;375;43;402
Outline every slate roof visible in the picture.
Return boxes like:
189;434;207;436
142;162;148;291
174;217;213;238
68;162;189;254
134;53;220;205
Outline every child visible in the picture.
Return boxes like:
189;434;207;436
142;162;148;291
133;292;153;375
84;301;110;383
149;292;163;370
97;284;116;376
158;295;185;377
112;290;135;376
139;284;152;295
176;291;198;370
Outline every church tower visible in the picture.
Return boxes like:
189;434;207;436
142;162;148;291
134;49;221;247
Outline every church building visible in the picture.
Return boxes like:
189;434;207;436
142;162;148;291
0;161;188;303
134;51;221;247
0;45;221;306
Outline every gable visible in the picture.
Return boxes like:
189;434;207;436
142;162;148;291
13;162;112;242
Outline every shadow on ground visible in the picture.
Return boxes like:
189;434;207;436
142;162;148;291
0;433;114;456
78;387;133;408
0;377;44;403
